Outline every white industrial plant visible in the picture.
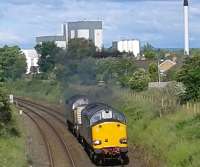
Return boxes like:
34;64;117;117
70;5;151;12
68;21;103;50
36;24;67;49
184;0;189;56
22;49;40;74
112;39;140;57
36;21;103;50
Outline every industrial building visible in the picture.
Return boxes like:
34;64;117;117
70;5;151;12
67;21;103;50
36;35;67;48
36;21;103;50
36;24;67;48
112;39;140;57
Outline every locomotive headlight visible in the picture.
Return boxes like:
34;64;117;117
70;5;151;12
93;140;102;145
120;138;127;144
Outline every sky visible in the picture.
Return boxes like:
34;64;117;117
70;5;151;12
0;0;200;49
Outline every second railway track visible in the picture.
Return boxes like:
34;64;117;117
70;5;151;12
23;111;54;167
17;99;76;167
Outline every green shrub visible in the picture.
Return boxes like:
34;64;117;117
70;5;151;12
177;55;200;101
128;69;150;91
0;85;11;124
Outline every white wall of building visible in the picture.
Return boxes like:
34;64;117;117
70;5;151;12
71;30;75;39
118;41;123;52
77;29;90;39
55;41;67;48
22;49;39;74
94;29;103;50
116;40;140;57
132;40;140;57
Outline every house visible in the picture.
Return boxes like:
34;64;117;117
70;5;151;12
159;59;176;73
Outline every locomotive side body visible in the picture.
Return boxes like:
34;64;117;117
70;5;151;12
66;95;89;135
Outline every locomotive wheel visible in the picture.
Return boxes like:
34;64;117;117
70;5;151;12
93;154;103;166
120;154;129;165
89;150;94;161
120;157;124;165
97;158;103;166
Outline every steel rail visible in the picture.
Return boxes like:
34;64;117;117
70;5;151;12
14;97;64;117
15;98;66;125
22;110;55;167
18;102;76;167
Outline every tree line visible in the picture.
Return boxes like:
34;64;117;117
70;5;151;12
0;40;199;121
33;39;200;102
0;45;26;136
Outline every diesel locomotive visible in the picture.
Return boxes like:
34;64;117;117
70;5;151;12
65;96;128;164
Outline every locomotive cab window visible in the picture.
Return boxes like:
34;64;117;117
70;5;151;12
113;112;126;124
90;112;102;125
90;109;126;125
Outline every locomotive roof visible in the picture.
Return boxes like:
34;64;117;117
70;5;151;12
82;103;124;118
67;95;89;106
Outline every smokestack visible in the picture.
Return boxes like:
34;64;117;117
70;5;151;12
184;0;189;56
62;23;67;41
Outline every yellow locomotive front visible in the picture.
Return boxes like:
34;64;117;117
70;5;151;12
92;121;128;155
80;103;128;164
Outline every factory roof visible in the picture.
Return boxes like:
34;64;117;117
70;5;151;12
67;21;102;24
36;35;65;43
67;21;102;29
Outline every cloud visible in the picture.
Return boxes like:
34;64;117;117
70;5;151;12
0;0;200;48
0;0;64;6
0;31;22;45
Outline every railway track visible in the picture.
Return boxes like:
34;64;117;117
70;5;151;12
17;99;76;167
15;97;129;167
23;111;54;167
15;97;66;125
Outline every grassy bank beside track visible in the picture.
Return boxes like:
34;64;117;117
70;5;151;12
6;79;63;103
0;107;27;167
7;81;200;167
111;91;200;167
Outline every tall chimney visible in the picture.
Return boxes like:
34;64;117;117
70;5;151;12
184;0;189;56
62;24;67;41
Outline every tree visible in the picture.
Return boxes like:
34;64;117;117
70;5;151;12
114;58;136;87
67;38;97;59
128;69;150;91
148;63;158;82
177;55;200;101
0;45;26;81
96;57;136;86
143;43;156;59
0;85;11;124
35;42;61;73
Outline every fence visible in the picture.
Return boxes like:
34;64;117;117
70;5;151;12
182;102;200;114
117;89;200;115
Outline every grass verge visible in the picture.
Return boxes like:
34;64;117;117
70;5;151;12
6;79;63;103
111;89;200;167
0;107;27;167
